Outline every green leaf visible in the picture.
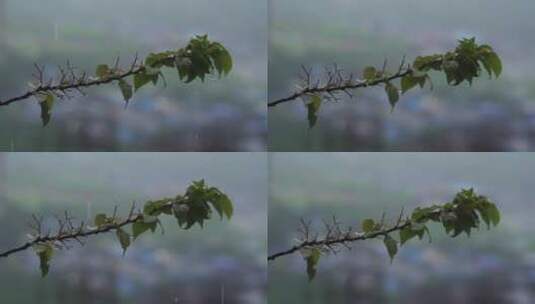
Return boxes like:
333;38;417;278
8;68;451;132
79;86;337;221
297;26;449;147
34;243;54;277
134;73;151;91
417;74;428;88
94;214;107;227
170;180;233;229
479;207;491;228
399;225;416;246
306;94;322;128
132;220;157;240
210;191;233;220
385;82;399;110
211;45;233;76
486;203;500;226
304;248;321;281
144;66;161;77
401;74;419;94
118;79;133;105
188;53;210;82
481;209;495;228
483;52;502;78
134;70;158;91
174;181;210;229
143;199;171;217
116;228;131;256
142;214;159;224
361;219;375;233
37;92;54;126
413;54;443;72
175;57;191;81
362;66;377;80
96;64;110;78
145;51;175;68
383;234;398;263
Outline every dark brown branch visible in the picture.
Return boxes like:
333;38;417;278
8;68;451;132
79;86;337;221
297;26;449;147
0;215;136;258
267;220;410;261
267;68;411;108
268;188;501;266
0;53;175;107
0;200;174;259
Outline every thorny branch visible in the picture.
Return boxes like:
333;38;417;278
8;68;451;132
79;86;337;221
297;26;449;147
268;59;414;108
0;180;233;277
268;38;502;111
0;35;232;118
0;200;154;259
0;53;151;107
268;208;428;262
268;188;501;269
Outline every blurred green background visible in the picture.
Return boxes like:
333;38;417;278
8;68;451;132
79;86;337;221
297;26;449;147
0;153;267;304
269;153;535;303
269;0;535;151
0;0;266;151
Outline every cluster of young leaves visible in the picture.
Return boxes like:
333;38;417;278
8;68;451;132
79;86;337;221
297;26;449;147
397;37;502;105
37;35;232;126
132;35;232;93
140;179;233;231
302;188;500;281
304;38;501;128
31;179;233;277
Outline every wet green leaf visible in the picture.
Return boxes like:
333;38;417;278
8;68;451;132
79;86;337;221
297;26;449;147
362;66;377;80
306;94;322;128
385;82;399;110
401;74;419;94
362;219;375;233
96;64;111;78
399;225;416;246
118;79;133;105
304;248;321;281
486;203;500;226
34;243;54;277
132;220;157;240
145;51;175;68
211;44;233;76
134;70;158;91
116;228;131;256
210;191;233;220
482;52;502;78
383;234;398;263
143;199;171;217
94;213;107;227
37;92;54;126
